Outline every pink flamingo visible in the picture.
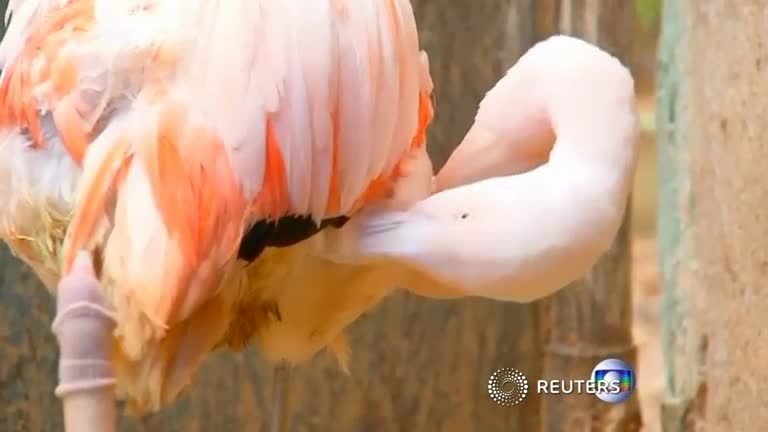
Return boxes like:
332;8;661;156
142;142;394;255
0;1;638;431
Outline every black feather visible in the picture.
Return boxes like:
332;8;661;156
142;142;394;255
237;215;350;262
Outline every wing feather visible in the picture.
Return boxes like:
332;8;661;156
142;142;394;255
174;0;433;220
334;1;376;212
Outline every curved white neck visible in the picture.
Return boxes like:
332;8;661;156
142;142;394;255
344;36;641;302
437;36;639;202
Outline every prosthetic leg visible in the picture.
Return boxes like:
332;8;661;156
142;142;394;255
52;252;117;432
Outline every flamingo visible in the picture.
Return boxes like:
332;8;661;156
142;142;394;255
0;1;638;431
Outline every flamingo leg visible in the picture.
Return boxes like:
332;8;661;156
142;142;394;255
51;253;117;432
269;360;292;432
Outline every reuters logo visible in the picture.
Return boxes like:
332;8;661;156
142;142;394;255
488;359;636;406
487;367;529;406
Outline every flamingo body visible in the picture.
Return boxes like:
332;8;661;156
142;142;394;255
0;0;435;411
0;0;639;418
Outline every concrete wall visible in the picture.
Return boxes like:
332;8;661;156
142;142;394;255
659;2;768;430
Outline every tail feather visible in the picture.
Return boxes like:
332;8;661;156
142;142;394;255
328;332;351;374
113;287;234;413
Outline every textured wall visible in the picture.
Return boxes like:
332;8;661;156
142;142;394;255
687;2;768;430
659;1;768;431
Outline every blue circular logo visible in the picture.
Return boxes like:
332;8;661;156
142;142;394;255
590;358;635;403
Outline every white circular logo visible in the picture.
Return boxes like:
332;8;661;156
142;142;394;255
487;367;529;406
591;358;635;404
